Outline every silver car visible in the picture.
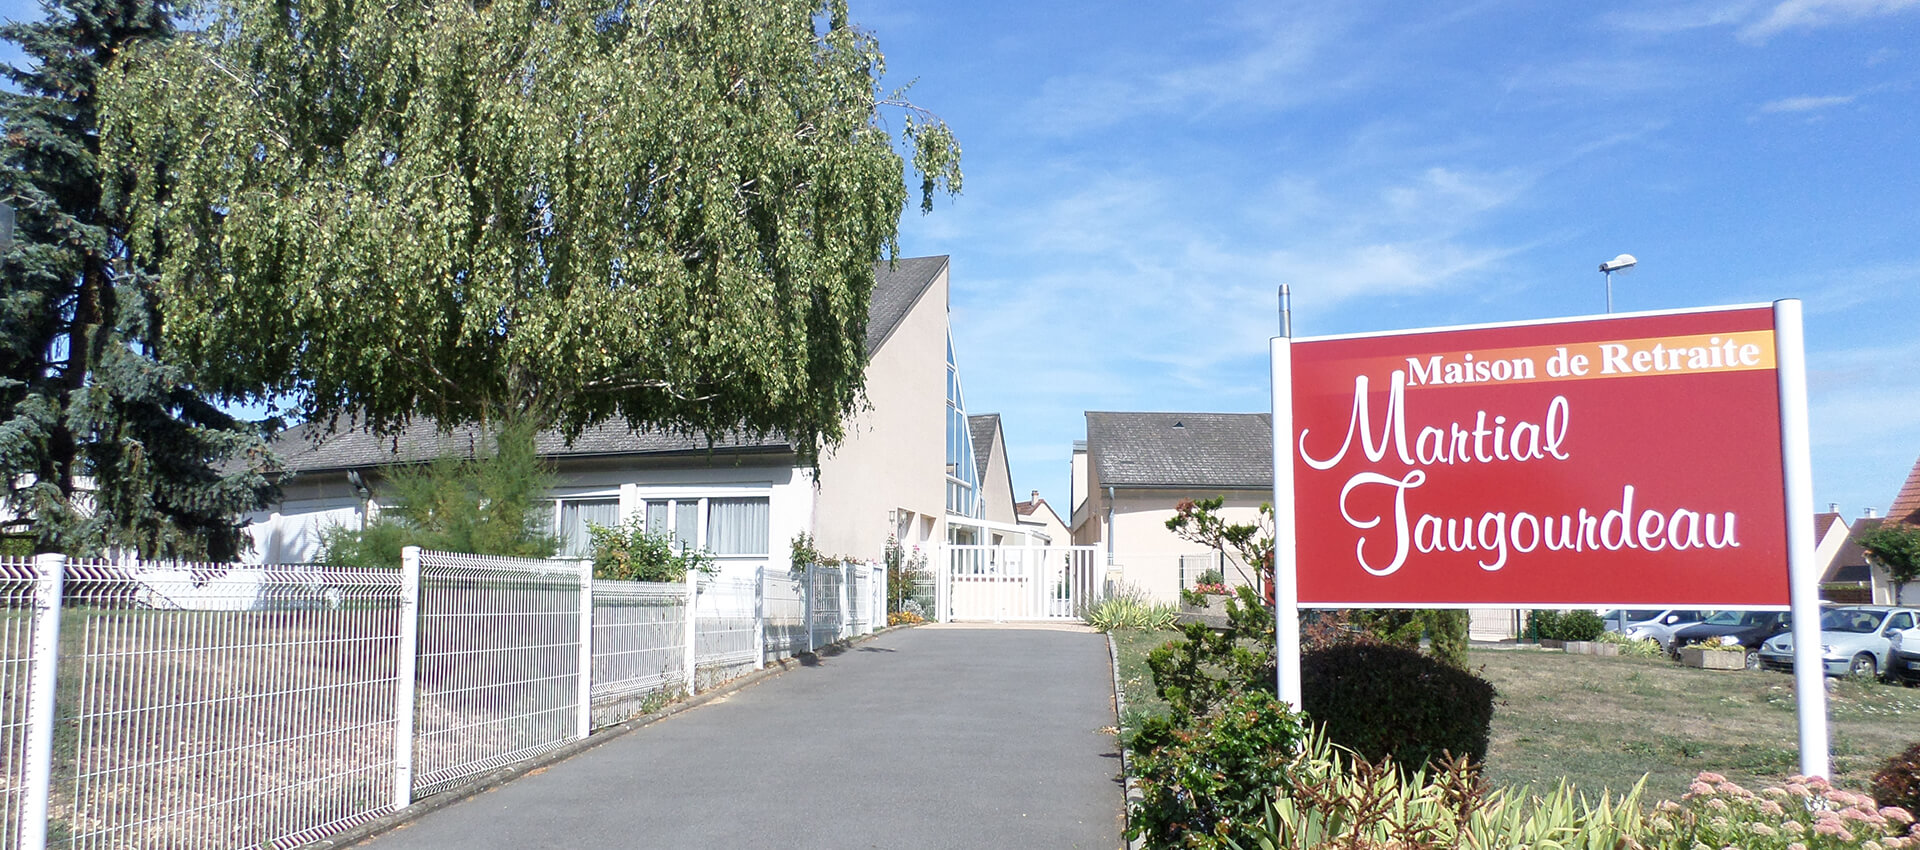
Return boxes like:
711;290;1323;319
1758;606;1919;678
1621;609;1707;651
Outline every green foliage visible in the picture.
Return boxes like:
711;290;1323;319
1086;585;1181;633
1353;609;1472;668
318;421;557;567
101;0;960;466
1196;568;1224;586
882;535;929;614
1597;630;1666;658
588;517;715;583
1144;587;1277;721
1299;642;1496;772
1873;742;1920;815
1860;524;1920;605
1126;690;1308;849
1524;609;1607;642
1227;730;1647;850
0;0;276;560
1645;771;1915;848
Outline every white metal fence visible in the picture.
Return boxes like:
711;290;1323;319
1;550;886;850
939;545;1102;623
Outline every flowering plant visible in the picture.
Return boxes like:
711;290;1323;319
1644;771;1917;849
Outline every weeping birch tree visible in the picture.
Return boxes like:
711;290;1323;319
99;0;960;462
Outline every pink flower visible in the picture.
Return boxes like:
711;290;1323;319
1789;843;1809;850
1707;798;1729;812
1881;806;1914;826
1689;780;1716;796
1760;800;1786;817
1699;771;1728;784
1717;780;1753;798
1787;783;1812;797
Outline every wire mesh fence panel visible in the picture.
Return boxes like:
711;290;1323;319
808;565;845;648
693;578;757;688
413;552;582;797
761;573;806;661
588;579;686;728
56;561;404;850
1;559;36;850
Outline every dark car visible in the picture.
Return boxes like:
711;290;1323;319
1668;610;1791;669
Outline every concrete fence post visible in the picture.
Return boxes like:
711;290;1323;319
683;576;698;695
753;566;766;669
21;553;66;850
838;562;851;642
394;546;421;811
577;559;593;739
804;562;815;655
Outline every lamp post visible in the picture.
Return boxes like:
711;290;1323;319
1598;253;1636;313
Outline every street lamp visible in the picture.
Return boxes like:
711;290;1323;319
1598;253;1636;313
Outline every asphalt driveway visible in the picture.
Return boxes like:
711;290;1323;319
358;624;1122;849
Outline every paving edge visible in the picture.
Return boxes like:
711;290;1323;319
1108;633;1145;850
300;625;910;850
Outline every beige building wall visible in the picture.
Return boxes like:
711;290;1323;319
812;265;951;563
1103;488;1267;602
978;426;1017;529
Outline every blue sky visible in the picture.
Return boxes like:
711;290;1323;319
3;0;1916;521
863;0;1920;520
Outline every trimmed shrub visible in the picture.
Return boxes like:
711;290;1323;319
1555;610;1606;641
1127;690;1308;849
1523;609;1606;642
1873;741;1920;815
1300;642;1495;771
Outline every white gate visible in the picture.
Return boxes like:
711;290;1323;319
939;545;1102;622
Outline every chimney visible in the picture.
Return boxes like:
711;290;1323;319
1829;502;1839;514
1866;507;1880;519
1030;490;1040;504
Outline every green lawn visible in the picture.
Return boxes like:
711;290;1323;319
1106;629;1920;802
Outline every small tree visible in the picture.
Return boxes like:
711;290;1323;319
1860;523;1920;605
318;420;557;567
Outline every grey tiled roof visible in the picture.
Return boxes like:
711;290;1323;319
267;418;790;474
867;255;948;355
1086;412;1272;489
967;413;1000;483
266;256;946;474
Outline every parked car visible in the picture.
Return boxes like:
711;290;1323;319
1600;609;1669;634
1669;610;1791;669
1889;608;1920;685
1621;610;1708;650
1757;606;1918;678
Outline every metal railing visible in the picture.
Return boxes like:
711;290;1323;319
3;549;884;850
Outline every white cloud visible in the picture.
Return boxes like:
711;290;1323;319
1758;93;1858;112
1740;0;1920;40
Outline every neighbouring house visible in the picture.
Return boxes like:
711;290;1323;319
1071;411;1271;602
1014;490;1068;546
243;255;1017;579
1826;457;1920;605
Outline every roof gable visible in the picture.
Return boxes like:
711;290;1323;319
1087;411;1272;489
1889;456;1920;525
968;413;1001;484
866;255;948;355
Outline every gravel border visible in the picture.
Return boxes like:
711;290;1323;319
1108;632;1145;850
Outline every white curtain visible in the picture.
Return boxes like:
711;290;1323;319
560;499;620;557
706;497;769;555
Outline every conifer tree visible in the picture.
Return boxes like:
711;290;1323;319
1;0;276;559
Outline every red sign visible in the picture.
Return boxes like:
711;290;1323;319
1290;306;1789;608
